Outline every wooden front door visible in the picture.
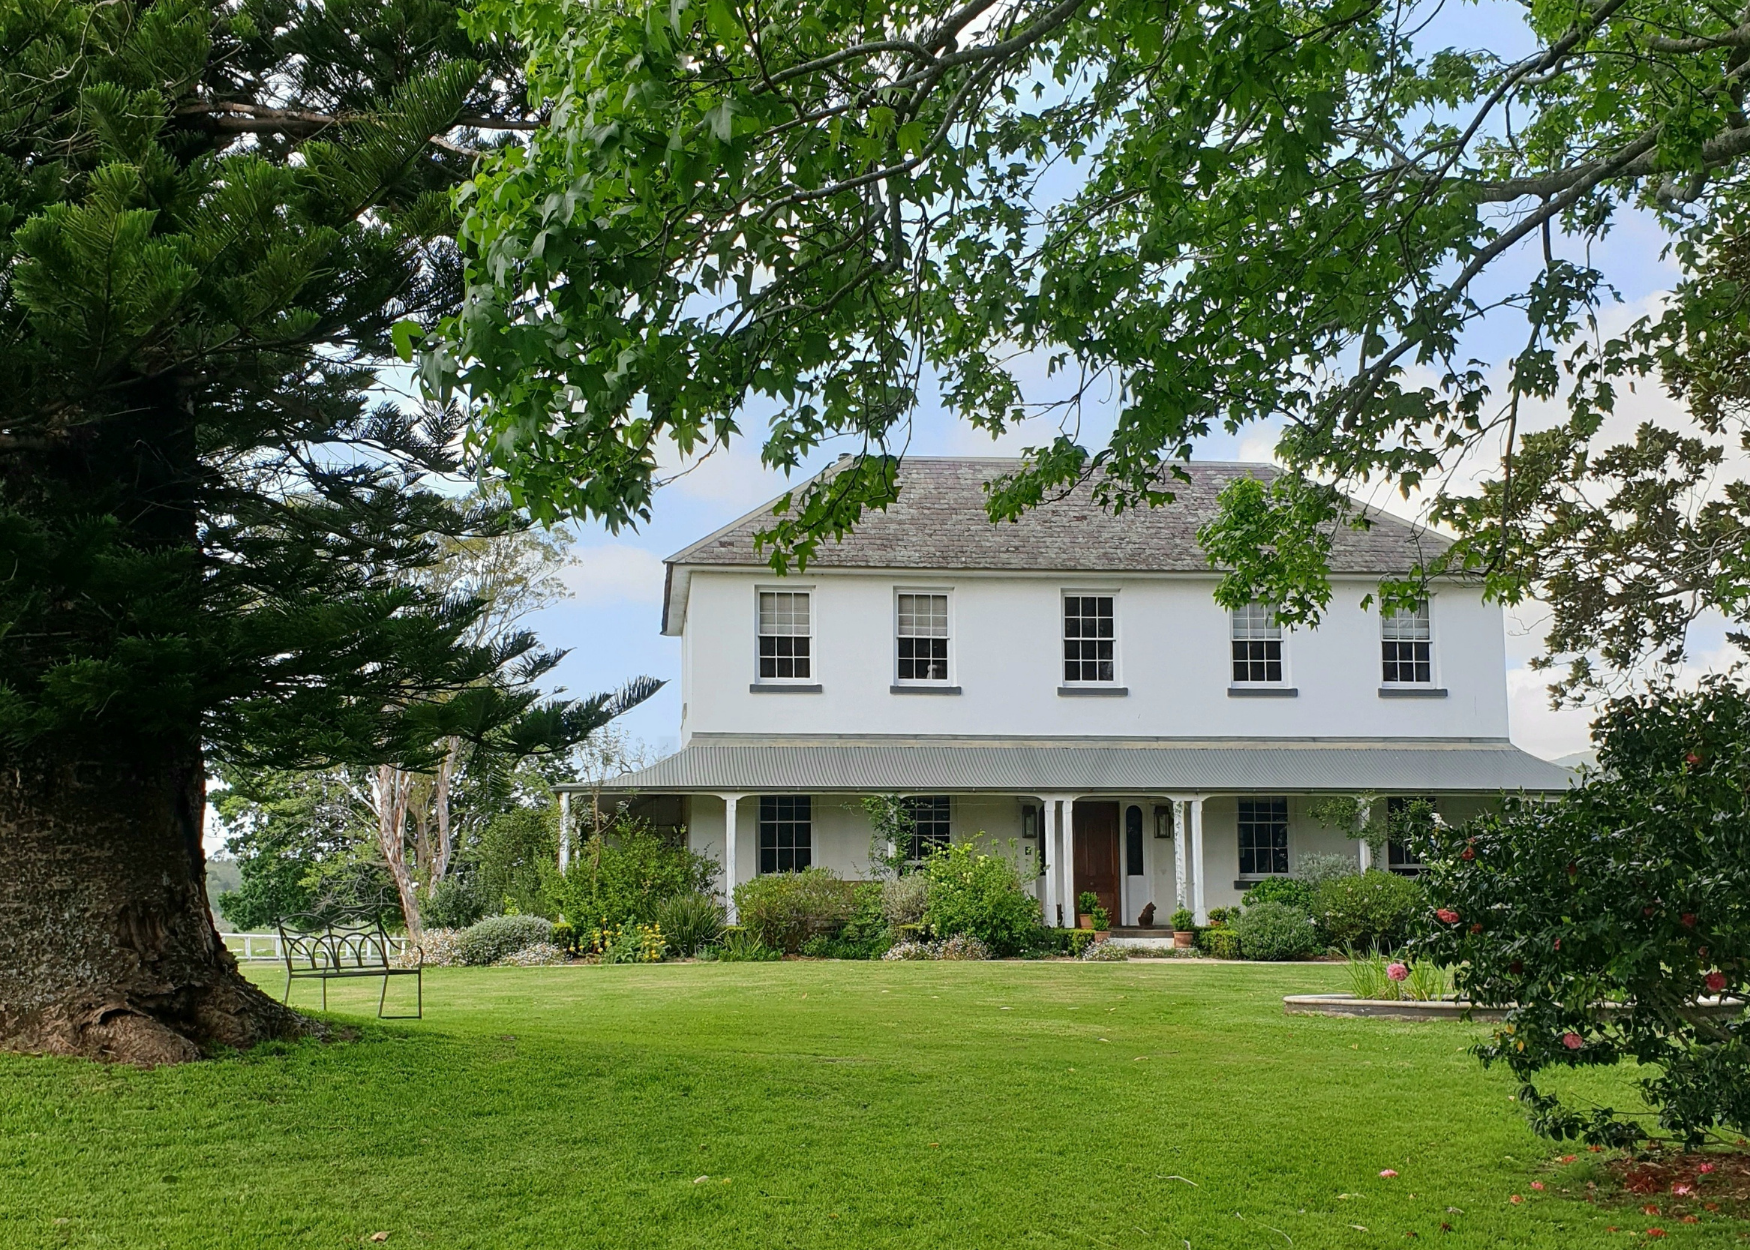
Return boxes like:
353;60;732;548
1072;801;1121;922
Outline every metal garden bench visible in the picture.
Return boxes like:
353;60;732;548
277;909;423;1018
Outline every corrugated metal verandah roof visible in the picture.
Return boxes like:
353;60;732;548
556;736;1575;796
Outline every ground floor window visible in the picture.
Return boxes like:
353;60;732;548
1237;797;1290;876
1386;796;1435;875
906;795;951;861
759;795;812;873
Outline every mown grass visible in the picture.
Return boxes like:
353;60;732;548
0;959;1740;1248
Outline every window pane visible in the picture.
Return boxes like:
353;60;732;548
759;795;812;873
1385;796;1433;874
1125;805;1145;876
1381;602;1431;683
897;594;950;680
757;592;811;679
1237;797;1290;876
1230;605;1283;683
905;795;951;860
1063;596;1115;682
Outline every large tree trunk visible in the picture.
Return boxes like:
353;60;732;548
0;753;306;1065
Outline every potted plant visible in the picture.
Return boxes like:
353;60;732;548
1170;907;1196;948
1089;905;1111;938
1076;890;1099;930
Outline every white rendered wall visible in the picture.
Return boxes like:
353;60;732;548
679;569;1509;742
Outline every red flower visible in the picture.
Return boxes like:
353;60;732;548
1681;913;1697;928
1698;1163;1716;1174
1705;971;1727;993
1554;938;1561;950
1685;751;1702;766
1436;909;1461;925
1562;1032;1584;1050
1461;846;1475;861
1698;946;1709;959
1471;923;1484;935
1647;1229;1667;1239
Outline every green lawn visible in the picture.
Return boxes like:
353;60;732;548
0;960;1738;1248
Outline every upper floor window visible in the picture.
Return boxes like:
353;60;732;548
906;795;951;860
757;591;811;681
1063;595;1115;683
1237;796;1290;876
759;795;812;872
896;593;950;682
1381;601;1433;685
1231;603;1283;684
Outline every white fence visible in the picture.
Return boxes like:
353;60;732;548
222;932;415;961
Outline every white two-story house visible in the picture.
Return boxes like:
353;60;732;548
567;458;1569;927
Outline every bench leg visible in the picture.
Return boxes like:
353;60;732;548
282;971;292;1006
321;976;327;1011
377;972;424;1020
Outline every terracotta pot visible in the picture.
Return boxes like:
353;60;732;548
1093;931;1110;942
1077;915;1094;930
1172;930;1195;948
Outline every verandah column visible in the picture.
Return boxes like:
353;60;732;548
1055;795;1077;929
1172;798;1189;913
1040;798;1059;927
1355;798;1374;871
720;793;745;922
1189;797;1207;925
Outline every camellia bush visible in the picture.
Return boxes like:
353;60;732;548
1416;677;1750;1147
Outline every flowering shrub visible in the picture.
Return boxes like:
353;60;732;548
734;867;856;952
457;915;554;966
595;921;667;963
1416;678;1750;1148
397;928;464;968
496;941;568;966
1316;871;1422;951
1080;939;1129;961
1232;900;1320;960
923;841;1041;956
879;935;993;960
879;873;931;929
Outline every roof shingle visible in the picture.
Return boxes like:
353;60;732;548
667;458;1447;575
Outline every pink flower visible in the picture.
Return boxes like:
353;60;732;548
1705;971;1727;993
1509;1194;1523;1204
1531;1182;1545;1191
1387;962;1409;982
1380;1169;1399;1178
1562;1032;1584;1050
1672;1183;1694;1196
1698;1163;1716;1174
1436;909;1461;925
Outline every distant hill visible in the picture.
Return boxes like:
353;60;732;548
1551;750;1597;770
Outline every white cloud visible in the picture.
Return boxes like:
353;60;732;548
1506;665;1595;761
562;544;666;604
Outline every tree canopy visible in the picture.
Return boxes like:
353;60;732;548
439;0;1750;688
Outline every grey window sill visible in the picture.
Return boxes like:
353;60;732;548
890;684;962;695
1058;685;1129;697
1379;686;1448;698
1235;877;1286;889
749;683;822;693
1228;686;1298;697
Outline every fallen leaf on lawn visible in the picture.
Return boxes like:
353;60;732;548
694;1176;708;1184
1158;1175;1199;1186
368;1235;388;1244
1509;1195;1523;1204
1446;1208;1463;1215
1350;1225;1369;1232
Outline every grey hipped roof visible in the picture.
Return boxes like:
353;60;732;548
558;735;1574;796
662;458;1449;633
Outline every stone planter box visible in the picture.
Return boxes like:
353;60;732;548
1283;993;1505;1021
1285;993;1747;1023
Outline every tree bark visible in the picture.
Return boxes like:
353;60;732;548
0;752;307;1065
371;764;424;941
